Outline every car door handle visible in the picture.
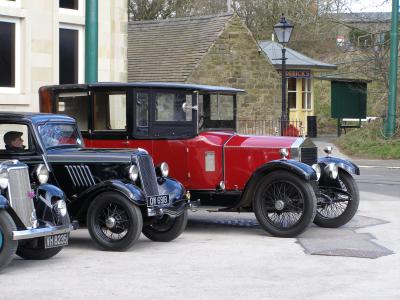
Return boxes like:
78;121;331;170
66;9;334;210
122;141;129;145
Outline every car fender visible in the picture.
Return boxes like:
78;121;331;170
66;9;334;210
318;156;360;175
0;195;8;209
157;177;186;204
37;183;67;202
236;159;317;209
78;180;147;207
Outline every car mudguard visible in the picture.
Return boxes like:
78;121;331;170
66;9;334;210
318;156;360;175
37;183;67;202
77;180;147;207
157;177;186;204
235;159;317;209
0;195;8;209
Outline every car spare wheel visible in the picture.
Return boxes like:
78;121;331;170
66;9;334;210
253;170;317;237
87;192;143;251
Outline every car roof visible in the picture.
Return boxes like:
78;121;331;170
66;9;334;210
0;112;75;124
41;82;245;94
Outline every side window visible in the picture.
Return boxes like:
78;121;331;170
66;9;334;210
57;93;89;130
0;124;32;152
210;95;234;120
93;92;127;131
155;93;192;122
136;93;149;127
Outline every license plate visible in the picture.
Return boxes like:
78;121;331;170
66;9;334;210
147;195;170;207
45;233;69;248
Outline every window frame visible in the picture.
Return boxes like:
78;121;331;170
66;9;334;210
301;78;312;111
92;90;128;132
0;16;21;94
0;0;21;8
59;23;84;84
0;121;38;155
287;77;297;110
59;0;84;16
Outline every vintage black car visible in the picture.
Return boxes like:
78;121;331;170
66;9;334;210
0;159;74;272
0;112;189;251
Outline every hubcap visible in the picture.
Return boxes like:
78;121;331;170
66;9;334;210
275;200;285;211
105;217;116;229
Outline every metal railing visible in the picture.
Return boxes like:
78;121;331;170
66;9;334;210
238;119;304;137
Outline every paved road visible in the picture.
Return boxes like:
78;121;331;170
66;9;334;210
1;183;399;299
356;167;400;199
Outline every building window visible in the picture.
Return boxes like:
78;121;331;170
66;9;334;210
302;78;312;110
59;28;79;84
59;0;78;10
287;78;297;109
0;21;15;88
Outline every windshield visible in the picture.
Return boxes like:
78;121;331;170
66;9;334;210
38;123;83;149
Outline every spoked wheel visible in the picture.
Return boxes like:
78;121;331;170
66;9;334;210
0;211;18;272
87;192;143;251
253;171;316;237
143;209;188;242
314;170;359;228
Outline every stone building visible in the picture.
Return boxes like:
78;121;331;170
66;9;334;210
0;0;127;112
128;13;282;122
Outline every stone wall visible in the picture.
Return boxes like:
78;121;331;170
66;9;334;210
188;15;281;121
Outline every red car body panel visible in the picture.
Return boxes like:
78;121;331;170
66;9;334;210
84;131;298;191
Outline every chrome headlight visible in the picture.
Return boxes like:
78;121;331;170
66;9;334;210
157;162;169;177
312;164;321;181
323;146;333;156
324;163;338;179
128;164;139;182
35;164;49;184
279;148;289;159
0;169;9;190
55;200;67;217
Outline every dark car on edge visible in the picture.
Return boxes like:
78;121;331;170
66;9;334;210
0;158;74;272
0;112;190;251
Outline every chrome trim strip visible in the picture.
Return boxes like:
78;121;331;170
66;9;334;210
72;166;84;186
290;137;305;161
12;224;74;241
65;166;77;187
84;165;96;185
77;166;89;186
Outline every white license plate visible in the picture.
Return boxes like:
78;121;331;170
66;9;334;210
45;233;69;248
147;195;170;207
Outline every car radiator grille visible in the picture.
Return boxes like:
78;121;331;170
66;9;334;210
8;167;36;228
300;147;318;165
136;155;159;196
65;165;96;187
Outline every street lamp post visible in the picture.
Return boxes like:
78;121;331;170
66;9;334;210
273;14;294;135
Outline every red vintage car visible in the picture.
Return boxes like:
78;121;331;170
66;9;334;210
39;82;360;237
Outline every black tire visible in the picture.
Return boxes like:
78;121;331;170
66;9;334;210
142;209;188;242
87;192;143;251
253;170;317;237
16;244;62;260
314;170;360;228
0;211;18;271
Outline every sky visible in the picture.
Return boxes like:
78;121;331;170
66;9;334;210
348;0;392;12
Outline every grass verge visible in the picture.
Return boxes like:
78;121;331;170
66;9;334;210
336;120;400;159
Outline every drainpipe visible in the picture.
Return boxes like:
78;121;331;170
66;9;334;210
85;0;98;83
384;0;398;137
